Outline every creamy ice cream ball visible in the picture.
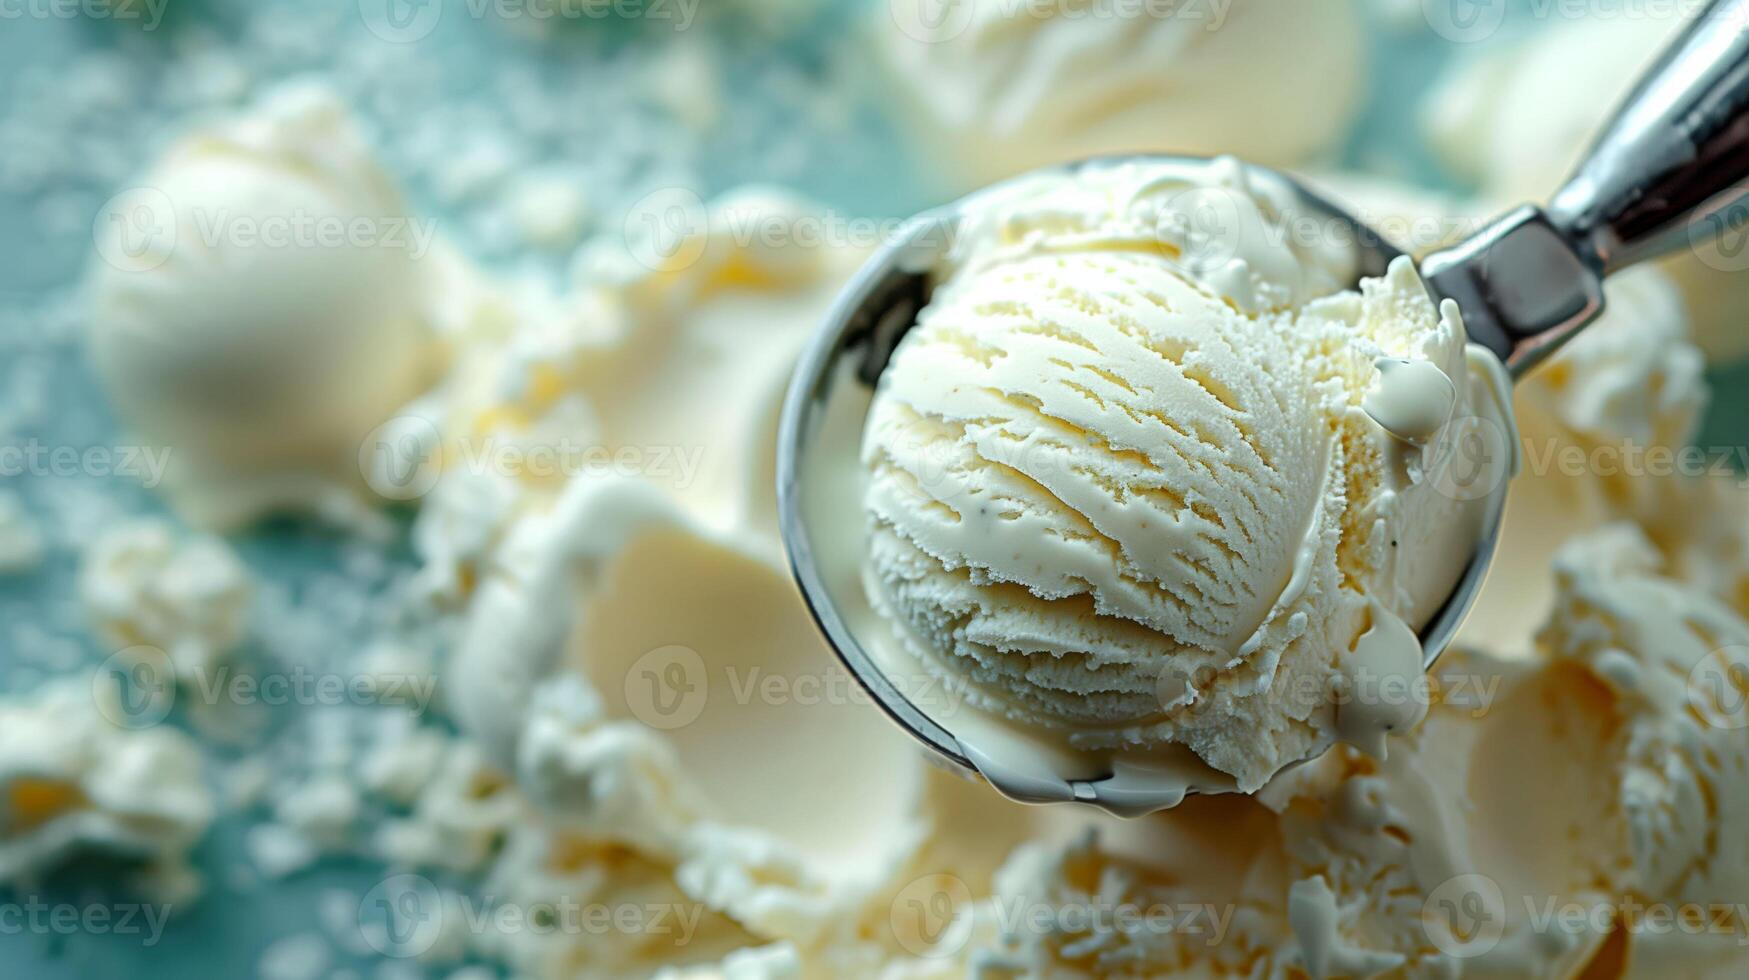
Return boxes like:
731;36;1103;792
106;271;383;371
89;82;438;526
878;0;1367;190
865;248;1335;730
860;160;1515;794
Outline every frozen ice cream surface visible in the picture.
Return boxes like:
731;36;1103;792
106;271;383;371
877;0;1365;190
963;523;1749;978
861;160;1515;803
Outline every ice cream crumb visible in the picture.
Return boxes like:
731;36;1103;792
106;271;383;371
80;519;253;685
0;491;44;575
246;823;321;880
0;678;213;891
506;171;591;249
258;933;333;980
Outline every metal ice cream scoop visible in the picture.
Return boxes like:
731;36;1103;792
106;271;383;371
776;0;1749;798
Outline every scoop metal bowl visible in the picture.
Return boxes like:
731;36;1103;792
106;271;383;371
777;0;1749;796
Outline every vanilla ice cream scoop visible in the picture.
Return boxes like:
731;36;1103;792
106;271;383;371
861;163;1507;796
88;82;443;529
780;5;1749;814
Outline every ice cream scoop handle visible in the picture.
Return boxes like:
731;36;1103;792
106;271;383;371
1548;0;1749;272
1423;0;1749;375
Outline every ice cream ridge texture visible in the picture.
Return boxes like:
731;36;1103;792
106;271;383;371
860;158;1516;809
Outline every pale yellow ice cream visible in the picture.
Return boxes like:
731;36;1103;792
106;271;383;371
861;160;1515;800
877;0;1367;189
965;523;1749;979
